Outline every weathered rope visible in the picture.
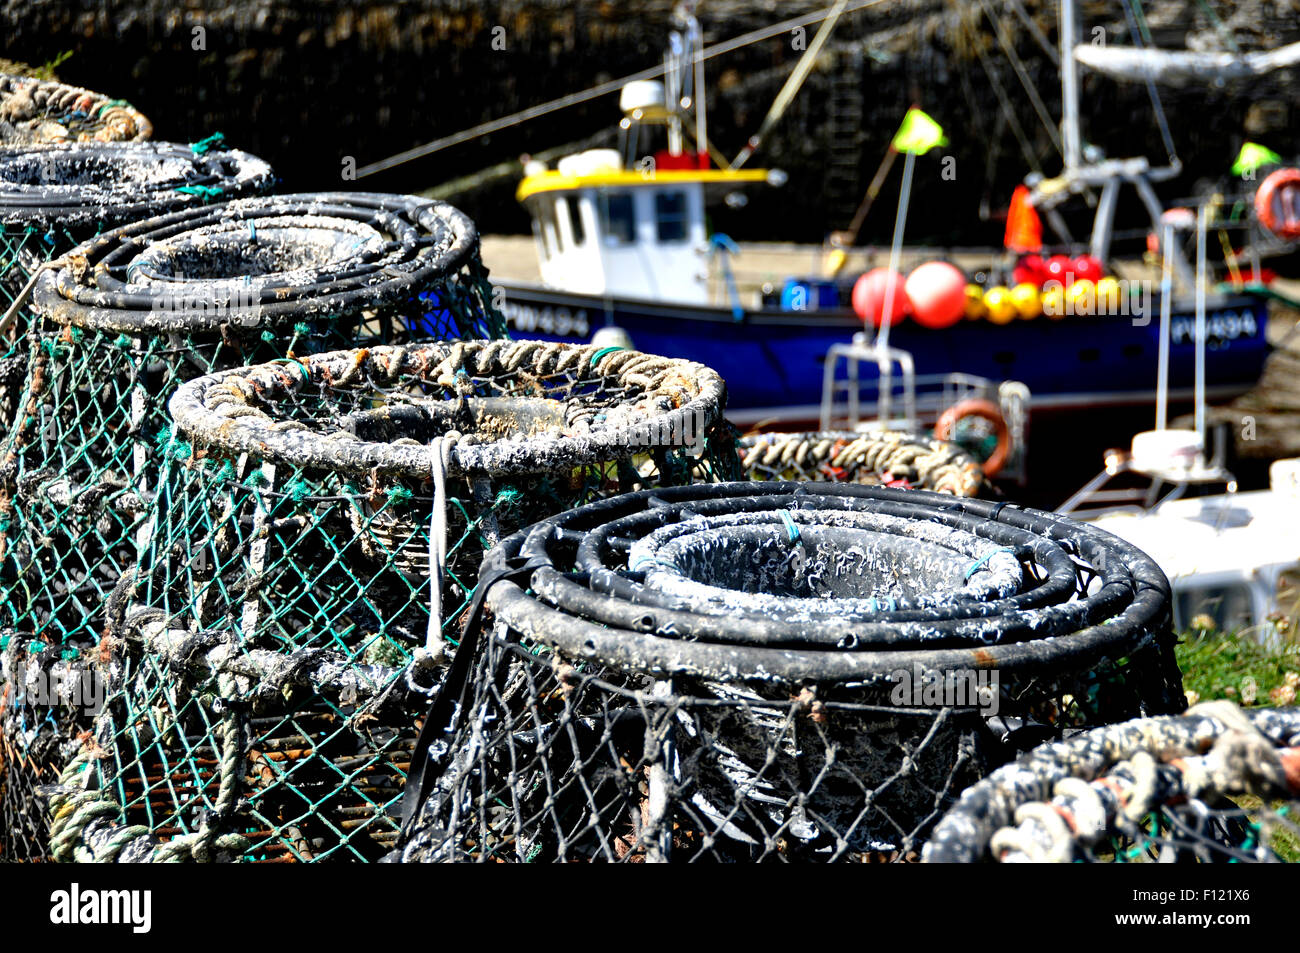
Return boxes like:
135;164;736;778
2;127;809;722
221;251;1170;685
924;704;1300;863
738;430;991;497
169;340;728;479
0;73;151;144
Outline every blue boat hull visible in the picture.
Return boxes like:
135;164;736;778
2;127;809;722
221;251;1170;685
495;283;1271;425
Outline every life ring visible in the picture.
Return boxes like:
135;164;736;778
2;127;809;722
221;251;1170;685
935;399;1010;478
1255;168;1300;241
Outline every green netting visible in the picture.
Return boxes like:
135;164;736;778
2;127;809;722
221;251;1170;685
0;193;504;861
1;72;152;144
32;340;737;862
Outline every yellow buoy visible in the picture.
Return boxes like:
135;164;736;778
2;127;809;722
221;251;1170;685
964;284;987;319
1095;276;1122;316
1041;283;1067;319
1010;282;1041;319
1067;278;1096;316
983;286;1017;324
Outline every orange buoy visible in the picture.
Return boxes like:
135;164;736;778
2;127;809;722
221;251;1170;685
935;398;1010;477
852;268;908;327
1256;168;1300;241
964;284;987;319
905;261;967;329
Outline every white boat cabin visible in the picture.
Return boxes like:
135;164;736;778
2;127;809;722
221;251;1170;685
515;80;779;305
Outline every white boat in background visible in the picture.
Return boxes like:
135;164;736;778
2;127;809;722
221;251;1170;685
1091;459;1300;646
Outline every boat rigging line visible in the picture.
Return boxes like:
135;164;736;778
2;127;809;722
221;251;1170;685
354;0;891;179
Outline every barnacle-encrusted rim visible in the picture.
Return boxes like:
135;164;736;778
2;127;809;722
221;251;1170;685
478;481;1175;684
30;192;481;331
0;72;152;145
168;340;728;478
0;141;273;229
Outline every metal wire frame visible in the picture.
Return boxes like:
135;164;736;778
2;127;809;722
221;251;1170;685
398;481;1186;862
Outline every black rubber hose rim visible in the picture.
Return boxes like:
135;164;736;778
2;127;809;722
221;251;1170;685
0;141;273;230
477;481;1173;684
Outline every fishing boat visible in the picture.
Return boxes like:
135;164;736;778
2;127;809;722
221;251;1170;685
487;2;1272;430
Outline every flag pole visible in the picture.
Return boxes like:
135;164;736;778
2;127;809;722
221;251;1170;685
877;148;916;356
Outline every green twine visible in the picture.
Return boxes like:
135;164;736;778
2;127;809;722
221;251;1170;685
292;322;310;336
94;99;129;117
284;478;310;502
260;330;276;343
190;132;227;155
153;426;192;461
494;486;523;508
589;345;625;367
217;459;236;482
385;485;414;504
113;334;133;349
175;184;224;202
244;469;268;488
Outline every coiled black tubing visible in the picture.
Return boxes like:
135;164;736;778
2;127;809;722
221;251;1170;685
30;191;485;331
0;140;273;230
476;481;1174;685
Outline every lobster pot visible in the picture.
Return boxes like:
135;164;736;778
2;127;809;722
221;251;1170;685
0;195;503;862
1;73;152;145
398;482;1186;863
925;706;1300;863
739;430;991;497
0;141;274;419
42;340;735;863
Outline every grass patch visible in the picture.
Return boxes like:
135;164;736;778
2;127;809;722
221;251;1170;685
1175;628;1300;707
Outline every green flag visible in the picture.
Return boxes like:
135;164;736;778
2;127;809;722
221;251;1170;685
1231;142;1282;176
891;107;947;155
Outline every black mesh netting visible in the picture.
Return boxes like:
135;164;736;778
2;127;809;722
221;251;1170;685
0;73;152;145
25;340;738;862
395;481;1186;862
738;430;993;497
924;703;1300;863
0;192;505;861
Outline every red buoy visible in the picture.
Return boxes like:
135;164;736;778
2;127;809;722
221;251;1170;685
852;268;908;327
905;261;967;329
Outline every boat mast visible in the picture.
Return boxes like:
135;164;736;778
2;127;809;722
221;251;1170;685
1059;0;1083;173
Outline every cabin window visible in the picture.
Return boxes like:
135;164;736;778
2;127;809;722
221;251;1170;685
537;200;559;258
655;191;688;242
601;193;636;244
561;196;586;246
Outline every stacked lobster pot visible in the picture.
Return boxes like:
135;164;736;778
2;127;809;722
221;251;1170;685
1;73;152;145
925;703;1300;863
739;430;992;497
397;482;1186;862
42;340;735;862
0;193;504;861
0;139;275;422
